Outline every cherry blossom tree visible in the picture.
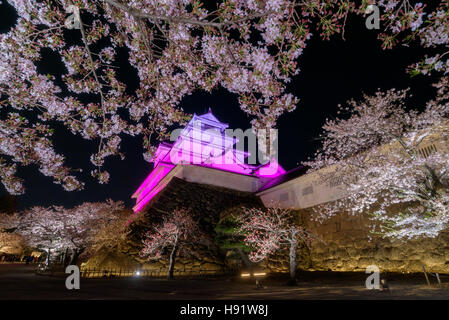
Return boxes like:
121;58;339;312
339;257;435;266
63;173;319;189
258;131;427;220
0;212;24;255
59;200;126;264
306;78;449;239
2;207;68;264
0;200;126;265
140;208;202;280
89;206;143;256
238;206;316;285
1;0;447;194
377;1;449;76
0;230;23;255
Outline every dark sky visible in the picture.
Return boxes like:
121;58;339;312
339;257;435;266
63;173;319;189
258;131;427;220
0;2;435;210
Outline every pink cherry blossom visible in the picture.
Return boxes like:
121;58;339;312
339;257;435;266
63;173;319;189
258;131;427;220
140;208;204;279
238;205;317;283
0;0;447;193
306;78;449;240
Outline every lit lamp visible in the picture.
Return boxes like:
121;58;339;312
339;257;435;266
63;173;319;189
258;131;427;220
135;264;143;277
241;272;267;277
241;270;267;289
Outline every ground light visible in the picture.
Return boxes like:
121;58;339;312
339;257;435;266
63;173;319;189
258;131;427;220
241;272;266;277
241;272;267;289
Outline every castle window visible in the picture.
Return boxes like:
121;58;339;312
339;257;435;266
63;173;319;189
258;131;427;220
252;181;258;191
329;176;343;188
335;221;341;232
417;144;437;158
279;192;289;201
302;186;313;196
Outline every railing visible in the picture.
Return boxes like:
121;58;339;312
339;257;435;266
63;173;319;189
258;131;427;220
79;266;232;279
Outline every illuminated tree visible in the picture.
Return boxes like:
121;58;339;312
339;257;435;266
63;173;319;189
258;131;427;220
2;207;67;264
0;200;125;265
0;230;23;255
1;0;447;194
0;213;24;255
59;200;126;264
140;208;202;280
238;206;316;285
306;78;449;239
89;207;143;256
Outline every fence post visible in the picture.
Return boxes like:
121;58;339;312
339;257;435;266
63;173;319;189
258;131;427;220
436;273;442;287
423;266;431;287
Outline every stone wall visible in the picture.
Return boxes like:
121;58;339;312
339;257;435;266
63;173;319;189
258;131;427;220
300;209;449;274
84;177;263;274
86;177;449;275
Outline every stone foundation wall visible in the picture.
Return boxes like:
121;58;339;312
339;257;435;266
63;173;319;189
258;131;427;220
86;207;449;276
84;178;262;275
82;249;225;275
86;175;449;275
301;210;449;274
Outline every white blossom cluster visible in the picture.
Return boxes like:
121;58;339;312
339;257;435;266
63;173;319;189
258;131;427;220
307;79;449;240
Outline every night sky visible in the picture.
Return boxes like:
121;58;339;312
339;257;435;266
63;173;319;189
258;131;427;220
0;2;436;210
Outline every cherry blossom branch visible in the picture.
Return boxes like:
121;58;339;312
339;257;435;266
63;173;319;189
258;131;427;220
103;0;271;27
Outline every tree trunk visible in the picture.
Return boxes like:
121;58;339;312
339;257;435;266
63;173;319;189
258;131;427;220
46;248;51;265
236;248;253;276
288;238;297;285
63;248;69;267
168;242;178;280
69;248;85;266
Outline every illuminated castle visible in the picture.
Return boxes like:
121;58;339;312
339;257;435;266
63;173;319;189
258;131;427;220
130;112;449;274
131;109;285;212
133;111;448;214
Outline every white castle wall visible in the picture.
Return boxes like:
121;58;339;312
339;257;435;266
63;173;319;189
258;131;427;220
257;165;346;209
178;165;260;193
258;127;449;210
